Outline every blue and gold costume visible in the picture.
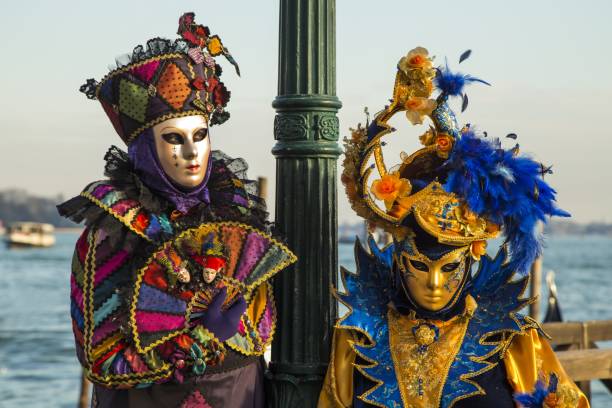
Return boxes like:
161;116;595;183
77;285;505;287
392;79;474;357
319;48;588;408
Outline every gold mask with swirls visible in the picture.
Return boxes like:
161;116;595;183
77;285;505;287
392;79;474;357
395;241;469;311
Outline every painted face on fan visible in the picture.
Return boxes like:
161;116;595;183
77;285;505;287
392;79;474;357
398;245;469;311
152;115;210;188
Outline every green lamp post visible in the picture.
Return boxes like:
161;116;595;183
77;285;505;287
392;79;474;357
266;0;341;406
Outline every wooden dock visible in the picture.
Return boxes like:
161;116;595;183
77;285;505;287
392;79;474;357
543;320;612;400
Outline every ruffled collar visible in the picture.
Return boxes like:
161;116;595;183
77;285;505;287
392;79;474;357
102;146;270;232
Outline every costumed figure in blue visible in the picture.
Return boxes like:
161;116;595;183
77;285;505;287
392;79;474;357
318;47;588;408
58;13;296;408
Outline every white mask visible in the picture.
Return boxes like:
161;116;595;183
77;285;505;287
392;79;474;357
152;115;210;189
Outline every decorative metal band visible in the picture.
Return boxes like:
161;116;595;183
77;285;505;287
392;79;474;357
274;114;309;141
317;114;339;141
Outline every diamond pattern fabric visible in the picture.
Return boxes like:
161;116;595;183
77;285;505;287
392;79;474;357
118;79;149;122
156;63;191;110
131;60;161;83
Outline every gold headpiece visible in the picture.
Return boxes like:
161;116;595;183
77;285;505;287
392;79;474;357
342;47;499;255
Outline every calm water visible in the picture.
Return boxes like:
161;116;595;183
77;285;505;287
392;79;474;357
0;232;611;407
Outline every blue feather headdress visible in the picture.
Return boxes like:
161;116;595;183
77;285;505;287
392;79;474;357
434;54;570;275
342;47;569;279
434;55;569;275
443;130;569;275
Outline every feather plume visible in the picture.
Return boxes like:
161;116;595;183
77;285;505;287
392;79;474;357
459;49;472;64
435;62;490;98
443;131;570;275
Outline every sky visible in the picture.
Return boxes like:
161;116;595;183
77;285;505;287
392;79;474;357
0;0;611;224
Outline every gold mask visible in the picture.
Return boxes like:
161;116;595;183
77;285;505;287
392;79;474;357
152;115;210;189
395;239;469;312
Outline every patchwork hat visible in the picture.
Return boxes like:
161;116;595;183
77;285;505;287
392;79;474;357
80;12;239;145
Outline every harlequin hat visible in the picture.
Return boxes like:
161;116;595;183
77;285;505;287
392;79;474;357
342;47;569;275
79;12;238;145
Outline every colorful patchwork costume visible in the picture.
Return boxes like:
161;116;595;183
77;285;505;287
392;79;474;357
59;13;296;408
318;48;588;408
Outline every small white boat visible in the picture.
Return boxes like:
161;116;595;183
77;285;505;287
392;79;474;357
6;222;56;247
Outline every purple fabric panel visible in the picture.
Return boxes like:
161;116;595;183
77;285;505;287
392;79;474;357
194;358;265;408
131;60;160;83
94;250;130;286
111;353;131;375
94;238;114;264
258;303;274;344
147;96;173;119
135;311;185;333
233;194;249;207
92;318;121;345
92;183;114;199
137;284;187;315
234;232;270;281
128;129;211;213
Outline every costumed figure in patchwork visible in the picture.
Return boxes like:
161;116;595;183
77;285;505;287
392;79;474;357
318;47;588;408
59;13;296;408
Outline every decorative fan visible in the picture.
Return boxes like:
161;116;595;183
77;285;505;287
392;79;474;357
130;221;296;354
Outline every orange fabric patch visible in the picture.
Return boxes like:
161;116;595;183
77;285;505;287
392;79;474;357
220;224;248;278
156;63;191;109
132;212;149;233
143;263;168;291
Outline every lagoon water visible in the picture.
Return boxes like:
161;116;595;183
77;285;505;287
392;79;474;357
1;232;611;407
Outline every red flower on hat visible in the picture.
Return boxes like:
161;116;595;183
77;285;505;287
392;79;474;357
192;77;206;90
195;25;210;39
178;12;194;32
181;31;200;46
178;13;209;47
206;77;219;93
212;82;230;107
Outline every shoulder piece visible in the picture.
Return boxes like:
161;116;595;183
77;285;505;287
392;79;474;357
335;236;401;407
441;246;538;407
80;181;174;242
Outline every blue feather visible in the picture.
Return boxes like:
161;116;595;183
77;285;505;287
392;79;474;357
434;62;490;98
443;131;570;276
513;374;558;407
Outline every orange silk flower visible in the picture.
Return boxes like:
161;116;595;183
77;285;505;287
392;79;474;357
371;173;411;210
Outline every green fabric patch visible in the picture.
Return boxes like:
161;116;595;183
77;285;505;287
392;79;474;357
118;79;149;123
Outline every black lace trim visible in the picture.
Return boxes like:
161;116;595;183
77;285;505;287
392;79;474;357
111;37;190;71
59;146;274;236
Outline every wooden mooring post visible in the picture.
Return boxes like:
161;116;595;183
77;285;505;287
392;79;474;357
78;370;89;408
